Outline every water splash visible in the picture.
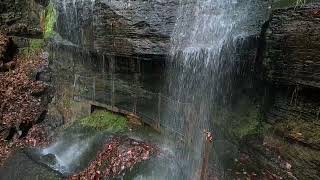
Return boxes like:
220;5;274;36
41;134;94;174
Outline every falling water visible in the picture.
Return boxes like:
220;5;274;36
41;134;96;174
51;0;96;47
166;0;260;178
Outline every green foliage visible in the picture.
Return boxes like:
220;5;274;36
21;39;44;57
44;3;57;39
30;39;45;49
79;111;128;133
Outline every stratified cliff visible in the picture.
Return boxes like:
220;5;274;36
261;3;320;179
54;0;178;58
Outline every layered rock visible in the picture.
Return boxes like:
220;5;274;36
94;0;178;57
255;3;320;179
0;0;49;47
54;0;178;58
264;3;320;88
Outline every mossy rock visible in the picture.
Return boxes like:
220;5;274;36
261;133;320;180
274;119;320;150
43;3;57;39
79;111;128;133
30;39;45;49
213;99;262;143
20;39;45;56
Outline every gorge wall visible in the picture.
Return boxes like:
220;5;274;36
259;3;320;179
213;2;320;179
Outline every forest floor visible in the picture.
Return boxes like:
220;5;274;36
0;33;51;165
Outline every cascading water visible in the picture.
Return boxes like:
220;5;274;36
166;0;261;178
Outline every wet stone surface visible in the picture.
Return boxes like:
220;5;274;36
0;151;63;180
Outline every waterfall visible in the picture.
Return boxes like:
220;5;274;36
47;0;269;178
166;0;258;178
51;0;96;46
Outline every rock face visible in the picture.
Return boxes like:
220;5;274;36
257;3;320;179
0;0;47;38
94;0;178;57
0;34;15;72
0;0;50;49
216;3;320;180
264;3;320;88
55;0;178;58
260;86;320;179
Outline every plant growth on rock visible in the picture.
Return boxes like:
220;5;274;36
79;111;128;133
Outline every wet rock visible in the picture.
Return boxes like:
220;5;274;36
35;52;51;83
55;0;178;57
94;0;178;57
0;0;49;47
259;4;320;178
266;87;320;150
264;3;320;88
245;85;320;179
0;151;63;179
127;113;143;126
40;153;58;166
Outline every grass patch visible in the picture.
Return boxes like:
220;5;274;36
80;111;128;133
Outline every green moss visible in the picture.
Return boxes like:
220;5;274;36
275;119;320;149
20;39;44;57
79;111;128;133
44;3;57;39
30;39;45;49
230;109;260;140
213;99;262;142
